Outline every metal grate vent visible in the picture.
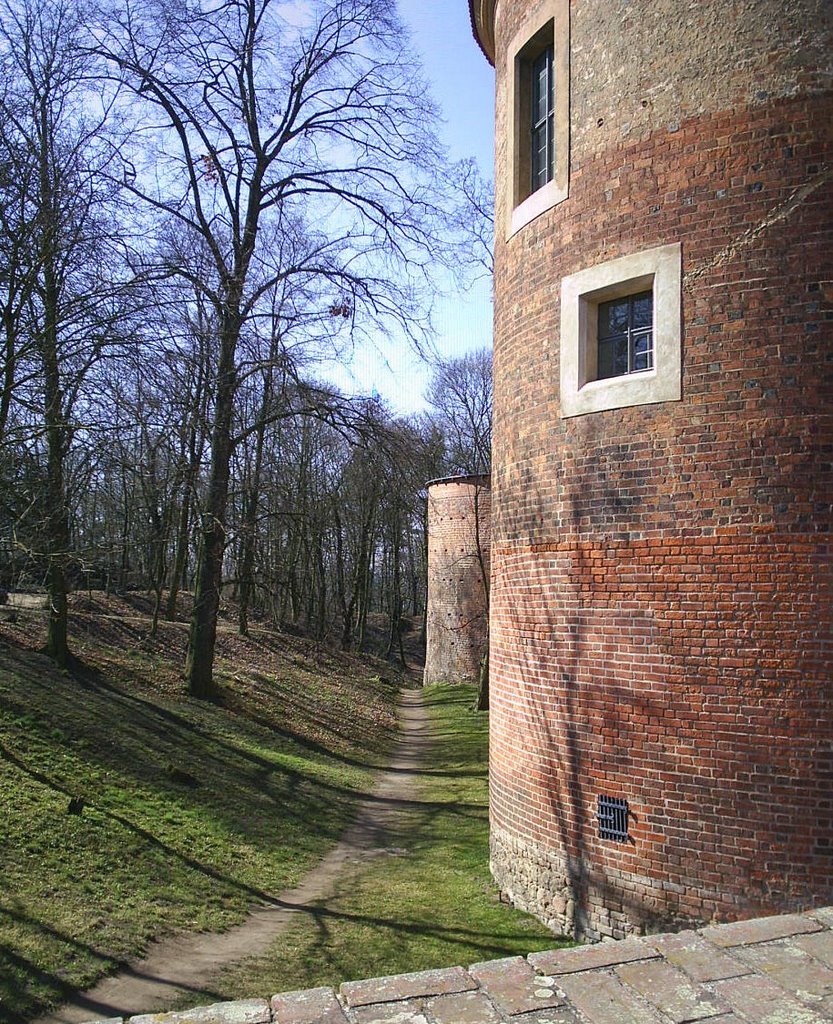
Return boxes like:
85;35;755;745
597;794;629;842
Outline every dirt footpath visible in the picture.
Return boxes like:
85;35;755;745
34;689;431;1024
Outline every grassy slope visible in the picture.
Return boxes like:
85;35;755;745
209;684;565;1000
0;596;400;1024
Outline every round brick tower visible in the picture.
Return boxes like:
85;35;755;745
470;0;833;938
424;475;491;686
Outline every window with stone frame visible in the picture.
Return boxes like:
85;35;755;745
505;0;569;239
560;243;682;418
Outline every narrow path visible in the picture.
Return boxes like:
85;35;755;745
34;689;431;1024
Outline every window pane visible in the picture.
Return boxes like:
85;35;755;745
598;338;628;379
532;126;548;189
530;47;554;192
631;291;652;329
547;111;555;180
632;331;653;371
535;65;548;122
596;289;654;381
598;298;630;338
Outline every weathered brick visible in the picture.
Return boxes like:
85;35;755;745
732;940;833;1012
700;913;823;948
428;990;502;1024
809;908;833;930
346;1001;428;1024
340;967;475;1008
130;1002;270;1024
475;0;833;941
271;987;348;1024
424;477;491;687
469;956;564;1015
616;959;725;1022
712;974;829;1024
795;929;833;970
556;971;665;1024
648;932;750;983
530;938;657;975
505;1011;581;1024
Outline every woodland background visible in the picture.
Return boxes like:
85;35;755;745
0;0;493;692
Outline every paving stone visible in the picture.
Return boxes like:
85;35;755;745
616;958;726;1023
271;987;349;1024
649;932;751;982
796;930;833;970
700;913;823;948
693;1017;747;1024
712;974;829;1024
509;1011;582;1024
732;940;833;1012
130;1001;271;1024
346;1000;428;1024
428;989;503;1024
808;908;833;929
556;971;666;1024
529;938;658;976
341;967;475;1008
469;956;565;1015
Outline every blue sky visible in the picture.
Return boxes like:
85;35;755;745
333;0;495;416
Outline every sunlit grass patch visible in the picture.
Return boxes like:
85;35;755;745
0;598;400;1024
210;684;567;1000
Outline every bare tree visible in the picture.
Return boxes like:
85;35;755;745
94;0;451;697
0;0;131;665
427;347;492;477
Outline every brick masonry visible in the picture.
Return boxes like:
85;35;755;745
79;906;833;1024
424;476;491;686
471;0;833;937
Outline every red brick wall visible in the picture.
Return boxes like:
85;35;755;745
424;477;491;686
487;0;833;938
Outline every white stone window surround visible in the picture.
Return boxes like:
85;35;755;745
506;0;570;240
560;242;682;418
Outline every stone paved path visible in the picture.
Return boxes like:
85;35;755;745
34;690;432;1024
79;906;833;1024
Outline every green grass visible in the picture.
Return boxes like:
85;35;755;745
207;684;566;999
0;596;400;1024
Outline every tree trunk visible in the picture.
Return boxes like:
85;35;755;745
185;312;239;699
165;484;192;621
38;95;70;668
475;643;489;711
238;393;269;636
44;362;70;667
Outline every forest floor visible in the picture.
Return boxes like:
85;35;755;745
0;594;558;1024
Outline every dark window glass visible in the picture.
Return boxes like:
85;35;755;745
531;47;554;193
597;290;654;380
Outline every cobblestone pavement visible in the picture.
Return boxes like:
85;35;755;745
80;906;833;1024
